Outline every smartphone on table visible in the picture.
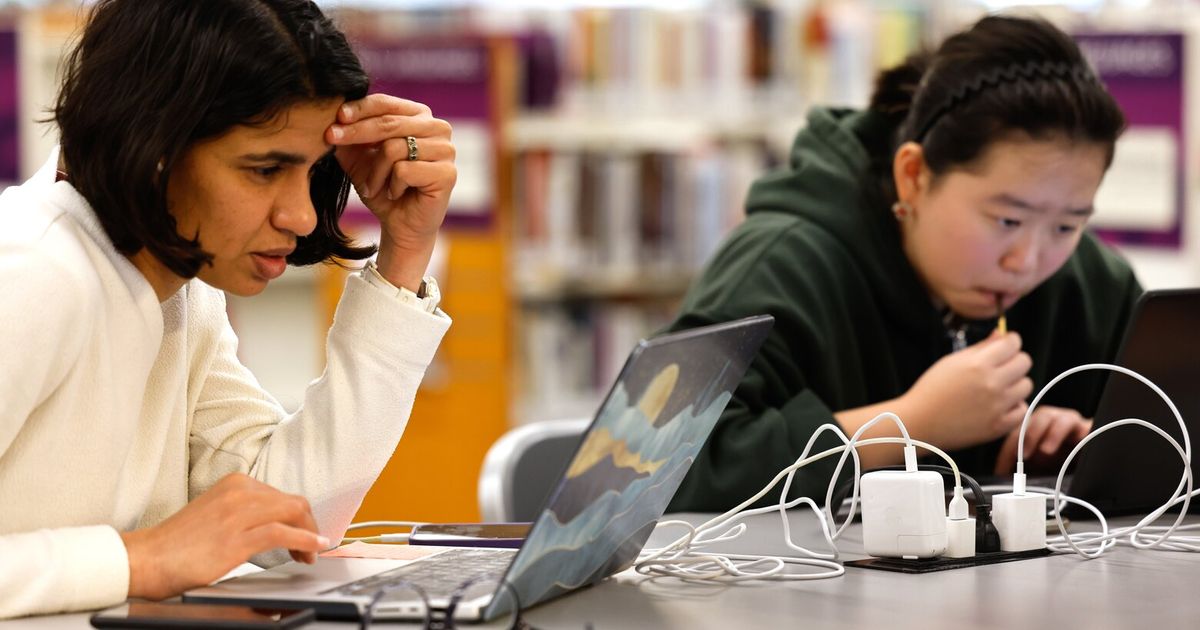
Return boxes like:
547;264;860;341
90;602;314;629
407;522;531;548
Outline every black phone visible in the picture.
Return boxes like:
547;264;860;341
89;602;315;629
407;522;531;548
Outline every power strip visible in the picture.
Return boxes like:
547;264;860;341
845;547;1052;574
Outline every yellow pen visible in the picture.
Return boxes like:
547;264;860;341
996;294;1007;334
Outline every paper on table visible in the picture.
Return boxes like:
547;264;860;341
321;542;440;561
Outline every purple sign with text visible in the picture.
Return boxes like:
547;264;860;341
1076;32;1185;248
0;29;18;183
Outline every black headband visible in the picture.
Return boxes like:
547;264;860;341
913;60;1099;142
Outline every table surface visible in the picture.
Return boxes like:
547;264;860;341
6;510;1197;629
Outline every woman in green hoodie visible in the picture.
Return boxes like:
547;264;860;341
666;15;1139;511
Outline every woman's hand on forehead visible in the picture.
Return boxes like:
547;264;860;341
326;93;457;291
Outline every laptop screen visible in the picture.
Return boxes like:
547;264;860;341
1068;289;1200;515
492;315;772;615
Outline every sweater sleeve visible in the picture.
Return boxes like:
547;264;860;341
666;320;849;512
0;239;87;456
186;273;450;561
665;215;852;512
0;226;130;619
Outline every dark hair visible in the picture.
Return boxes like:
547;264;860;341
53;0;375;278
869;15;1125;196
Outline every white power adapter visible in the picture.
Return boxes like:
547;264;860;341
992;473;1048;552
860;470;947;559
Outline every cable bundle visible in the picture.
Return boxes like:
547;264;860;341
635;414;963;581
636;363;1198;582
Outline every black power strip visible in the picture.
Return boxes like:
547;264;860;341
844;547;1054;573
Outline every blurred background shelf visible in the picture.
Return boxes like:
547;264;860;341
515;269;697;302
6;0;1200;523
506;113;807;155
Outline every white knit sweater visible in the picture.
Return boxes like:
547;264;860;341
0;152;451;619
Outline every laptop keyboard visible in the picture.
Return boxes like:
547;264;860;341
326;548;517;600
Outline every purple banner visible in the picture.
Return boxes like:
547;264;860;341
1076;32;1186;248
0;29;18;182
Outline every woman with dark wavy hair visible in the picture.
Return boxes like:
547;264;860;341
665;15;1141;512
0;0;456;617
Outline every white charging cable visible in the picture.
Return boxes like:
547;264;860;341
1007;363;1195;559
1047;418;1191;557
636;412;964;582
341;520;426;544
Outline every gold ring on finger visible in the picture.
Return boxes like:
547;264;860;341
406;136;419;161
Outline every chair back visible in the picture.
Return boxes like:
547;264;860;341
478;418;591;522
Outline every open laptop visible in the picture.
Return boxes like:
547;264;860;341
185;314;773;621
1065;288;1200;515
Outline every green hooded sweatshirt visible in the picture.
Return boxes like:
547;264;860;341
665;107;1143;512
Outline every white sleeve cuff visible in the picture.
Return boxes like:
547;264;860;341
0;525;129;618
54;525;129;613
358;262;442;315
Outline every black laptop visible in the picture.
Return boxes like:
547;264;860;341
1067;288;1200;515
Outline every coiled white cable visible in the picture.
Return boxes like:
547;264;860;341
1008;363;1195;559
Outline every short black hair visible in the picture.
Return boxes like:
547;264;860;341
869;15;1126;192
54;0;376;278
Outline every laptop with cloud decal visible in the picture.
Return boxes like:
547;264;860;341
185;314;773;622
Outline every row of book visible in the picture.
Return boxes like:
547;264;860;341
509;143;772;295
510;2;924;117
330;2;925;117
496;2;923;423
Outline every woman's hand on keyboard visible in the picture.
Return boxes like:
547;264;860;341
118;473;329;600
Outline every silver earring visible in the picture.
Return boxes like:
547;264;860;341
156;160;164;173
892;200;914;220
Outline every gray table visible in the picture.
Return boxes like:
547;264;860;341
5;510;1197;629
